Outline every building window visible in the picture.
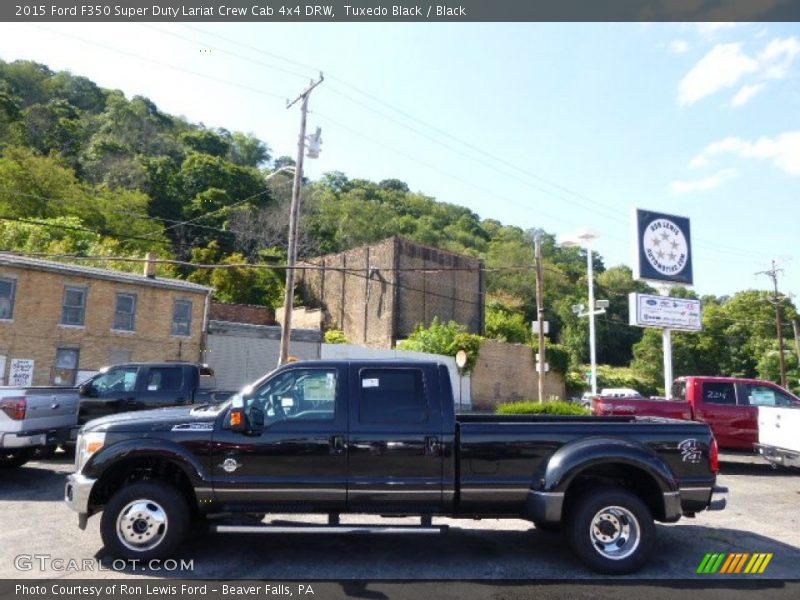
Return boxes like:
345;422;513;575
171;299;193;336
113;292;137;331
61;286;87;326
0;277;15;320
52;348;80;386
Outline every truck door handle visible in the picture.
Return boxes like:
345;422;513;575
425;436;440;456
51;403;60;410
329;435;345;454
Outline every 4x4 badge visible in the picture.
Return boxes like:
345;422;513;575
220;458;241;473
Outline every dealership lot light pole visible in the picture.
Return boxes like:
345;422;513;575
562;229;607;396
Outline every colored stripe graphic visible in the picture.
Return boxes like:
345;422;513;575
701;553;773;575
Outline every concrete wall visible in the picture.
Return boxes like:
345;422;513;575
471;339;566;411
297;237;484;348
394;237;484;339
320;343;471;409
206;321;321;391
0;265;207;386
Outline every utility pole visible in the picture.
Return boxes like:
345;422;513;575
534;233;546;403
756;260;787;388
278;74;324;366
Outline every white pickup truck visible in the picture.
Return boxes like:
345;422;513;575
756;405;800;468
0;387;79;468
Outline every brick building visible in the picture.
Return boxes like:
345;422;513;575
0;254;212;386
295;237;484;348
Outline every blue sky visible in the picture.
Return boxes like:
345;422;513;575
0;21;798;298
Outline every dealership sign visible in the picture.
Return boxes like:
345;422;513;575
629;293;702;331
634;209;693;285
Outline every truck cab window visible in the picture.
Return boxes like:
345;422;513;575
739;384;799;407
146;367;183;392
92;366;139;394
359;369;427;424
702;382;736;405
248;369;337;424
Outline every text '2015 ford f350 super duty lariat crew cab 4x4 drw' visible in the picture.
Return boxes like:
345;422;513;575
65;360;727;574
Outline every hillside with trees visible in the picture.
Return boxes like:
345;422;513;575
1;58;796;394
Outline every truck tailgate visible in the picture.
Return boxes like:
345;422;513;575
1;389;79;434
592;396;692;420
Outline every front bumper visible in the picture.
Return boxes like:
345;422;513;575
0;432;47;449
64;473;97;530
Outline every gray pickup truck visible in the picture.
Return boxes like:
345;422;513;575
0;386;79;468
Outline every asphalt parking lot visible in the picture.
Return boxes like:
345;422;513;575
1;452;799;581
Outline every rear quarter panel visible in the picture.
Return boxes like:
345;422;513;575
457;417;716;516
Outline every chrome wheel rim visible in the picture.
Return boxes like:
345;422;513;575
116;499;168;552
589;505;640;560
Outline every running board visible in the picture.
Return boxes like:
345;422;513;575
213;524;447;535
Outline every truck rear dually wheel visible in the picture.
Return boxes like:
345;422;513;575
564;486;655;574
100;481;189;561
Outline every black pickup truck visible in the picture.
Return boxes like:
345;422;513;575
78;362;232;424
65;360;726;574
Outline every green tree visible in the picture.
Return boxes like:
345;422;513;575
397;317;482;372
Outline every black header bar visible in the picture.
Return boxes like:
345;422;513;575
3;0;799;23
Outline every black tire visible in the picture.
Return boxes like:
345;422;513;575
564;486;655;575
0;448;35;469
100;481;190;561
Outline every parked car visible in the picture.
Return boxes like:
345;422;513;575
65;359;726;574
0;386;79;468
580;387;641;408
77;362;232;424
756;404;800;468
592;376;800;450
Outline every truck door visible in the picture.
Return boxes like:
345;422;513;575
137;365;192;409
210;366;348;511
78;365;140;423
347;365;444;512
738;382;800;448
694;380;752;449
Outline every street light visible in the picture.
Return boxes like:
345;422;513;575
562;229;606;396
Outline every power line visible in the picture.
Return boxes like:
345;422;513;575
0;215;173;246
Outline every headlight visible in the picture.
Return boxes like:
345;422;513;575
75;431;106;472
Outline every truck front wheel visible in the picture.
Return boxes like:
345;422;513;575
100;481;190;561
0;448;35;469
564;486;655;574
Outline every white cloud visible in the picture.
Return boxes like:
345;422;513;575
695;23;740;36
671;168;737;194
678;43;758;105
669;39;690;54
690;132;800;176
759;37;800;79
731;82;766;106
678;36;800;106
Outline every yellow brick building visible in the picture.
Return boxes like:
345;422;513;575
0;254;212;386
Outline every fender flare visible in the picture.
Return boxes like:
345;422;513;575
525;437;679;524
84;437;211;488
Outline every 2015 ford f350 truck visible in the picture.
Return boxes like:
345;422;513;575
65;360;727;574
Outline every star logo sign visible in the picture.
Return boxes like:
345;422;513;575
643;218;689;276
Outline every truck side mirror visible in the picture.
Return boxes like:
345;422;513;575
248;406;265;434
79;382;97;398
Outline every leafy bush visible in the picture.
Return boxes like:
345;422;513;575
566;364;660;397
323;329;349;344
397;317;482;373
496;400;590;416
